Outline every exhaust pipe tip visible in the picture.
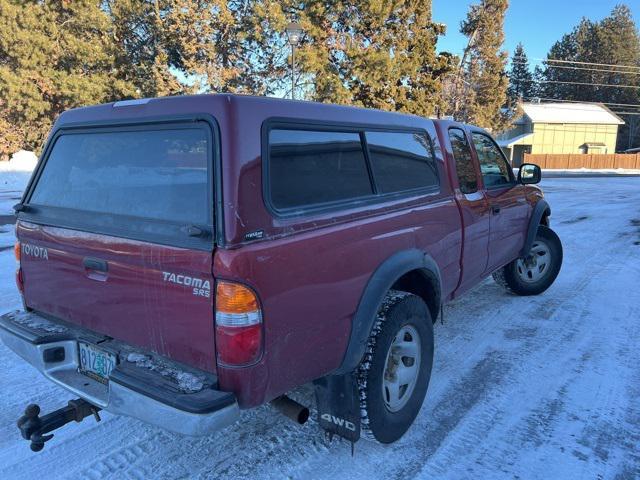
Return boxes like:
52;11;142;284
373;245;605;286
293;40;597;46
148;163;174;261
271;395;309;425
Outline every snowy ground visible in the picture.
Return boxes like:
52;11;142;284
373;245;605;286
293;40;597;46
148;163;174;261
542;168;640;175
0;176;639;480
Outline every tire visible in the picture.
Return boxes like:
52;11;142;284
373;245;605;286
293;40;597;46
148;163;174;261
357;291;434;444
493;225;563;296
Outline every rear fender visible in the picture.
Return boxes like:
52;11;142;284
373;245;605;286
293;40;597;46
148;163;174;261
333;249;441;375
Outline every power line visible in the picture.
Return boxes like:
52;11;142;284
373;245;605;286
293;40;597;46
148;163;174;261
449;52;640;72
542;58;640;71
539;79;640;90
511;61;640;76
527;97;640;109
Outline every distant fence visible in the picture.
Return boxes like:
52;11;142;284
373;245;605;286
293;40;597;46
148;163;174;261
523;153;640;170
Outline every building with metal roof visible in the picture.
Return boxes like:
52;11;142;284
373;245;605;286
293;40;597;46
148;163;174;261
498;102;624;165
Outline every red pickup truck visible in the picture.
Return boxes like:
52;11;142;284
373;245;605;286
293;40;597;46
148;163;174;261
1;94;562;451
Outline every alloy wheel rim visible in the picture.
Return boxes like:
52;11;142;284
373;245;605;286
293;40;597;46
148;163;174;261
516;239;551;283
382;324;421;413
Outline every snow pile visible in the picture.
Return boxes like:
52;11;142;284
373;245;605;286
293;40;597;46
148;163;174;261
1;177;640;479
125;353;148;363
7;310;67;334
0;150;37;192
513;167;640;176
126;352;206;393
7;151;37;171
175;371;206;393
543;168;640;175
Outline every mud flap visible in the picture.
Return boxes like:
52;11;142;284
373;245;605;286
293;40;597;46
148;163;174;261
313;373;361;444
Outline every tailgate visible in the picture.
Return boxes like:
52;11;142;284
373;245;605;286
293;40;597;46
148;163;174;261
16;121;217;372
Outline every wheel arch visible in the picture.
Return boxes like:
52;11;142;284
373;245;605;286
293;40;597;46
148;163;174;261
521;199;551;257
333;249;442;375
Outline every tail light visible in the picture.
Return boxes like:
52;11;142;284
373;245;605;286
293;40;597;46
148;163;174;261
15;241;24;293
215;281;263;366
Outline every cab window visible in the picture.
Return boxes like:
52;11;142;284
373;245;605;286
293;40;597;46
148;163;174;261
449;128;478;194
471;132;513;188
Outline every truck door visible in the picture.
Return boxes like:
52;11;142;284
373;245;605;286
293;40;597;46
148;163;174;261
470;131;530;273
448;127;491;295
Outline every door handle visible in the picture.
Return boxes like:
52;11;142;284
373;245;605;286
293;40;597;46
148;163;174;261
491;205;501;214
83;257;108;272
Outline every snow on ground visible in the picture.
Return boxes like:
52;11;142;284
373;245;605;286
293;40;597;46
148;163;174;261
543;168;640;175
0;176;639;480
0;152;35;221
0;151;36;191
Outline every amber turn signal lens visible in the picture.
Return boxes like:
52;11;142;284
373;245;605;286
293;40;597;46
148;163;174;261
216;282;259;314
215;281;263;366
14;242;20;263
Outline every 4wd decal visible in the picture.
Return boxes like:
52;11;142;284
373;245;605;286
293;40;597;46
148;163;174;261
314;374;361;443
22;244;48;260
162;272;211;298
320;414;356;432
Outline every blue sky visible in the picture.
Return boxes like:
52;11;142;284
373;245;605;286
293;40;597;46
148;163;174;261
432;0;640;67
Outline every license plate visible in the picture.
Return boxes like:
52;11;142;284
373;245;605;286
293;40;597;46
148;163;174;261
78;342;117;384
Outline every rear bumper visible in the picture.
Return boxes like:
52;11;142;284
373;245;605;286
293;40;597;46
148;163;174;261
0;310;240;436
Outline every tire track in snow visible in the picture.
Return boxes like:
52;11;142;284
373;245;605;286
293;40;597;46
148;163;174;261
283;180;640;480
1;177;640;480
403;224;637;478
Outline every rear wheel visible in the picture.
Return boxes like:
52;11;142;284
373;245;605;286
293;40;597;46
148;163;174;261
357;291;434;444
493;225;563;296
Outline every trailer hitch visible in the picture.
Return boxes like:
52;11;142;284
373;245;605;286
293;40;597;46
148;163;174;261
17;399;101;452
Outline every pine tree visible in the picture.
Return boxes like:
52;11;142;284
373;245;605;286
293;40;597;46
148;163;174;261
106;0;288;97
539;19;596;101
106;0;194;97
539;4;640;149
457;0;511;132
531;65;545;99
507;43;534;104
258;1;453;117
0;0;137;158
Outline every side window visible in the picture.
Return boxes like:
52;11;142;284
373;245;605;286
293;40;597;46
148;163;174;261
268;129;373;210
448;128;478;194
365;131;439;194
471;132;514;188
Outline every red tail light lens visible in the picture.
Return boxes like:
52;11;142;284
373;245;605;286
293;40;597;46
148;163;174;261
14;241;23;293
215;281;263;366
16;268;24;293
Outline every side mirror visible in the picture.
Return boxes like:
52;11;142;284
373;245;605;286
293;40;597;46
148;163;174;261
518;163;541;185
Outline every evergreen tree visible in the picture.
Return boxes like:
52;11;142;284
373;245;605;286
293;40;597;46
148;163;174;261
531;64;545;99
105;0;182;97
457;0;511;132
539;4;640;149
106;0;290;97
539;19;596;101
507;43;534;104
0;0;136;158
259;1;453;117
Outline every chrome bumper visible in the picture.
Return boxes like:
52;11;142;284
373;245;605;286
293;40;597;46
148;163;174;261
0;310;240;436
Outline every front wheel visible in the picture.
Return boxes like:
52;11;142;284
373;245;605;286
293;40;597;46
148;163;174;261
357;291;434;444
493;225;563;296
